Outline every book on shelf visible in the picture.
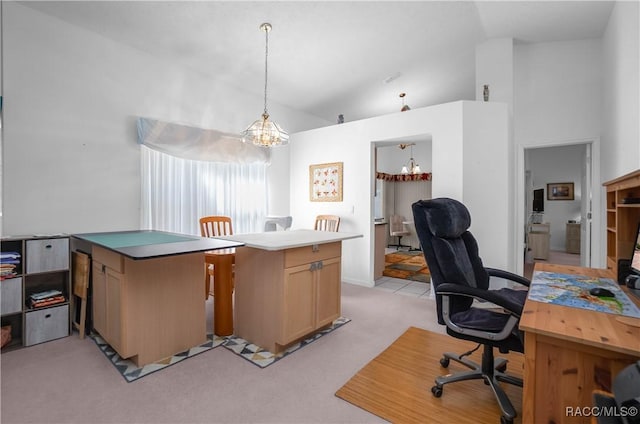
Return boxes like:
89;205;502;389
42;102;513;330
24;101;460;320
28;290;66;308
0;264;17;279
30;295;66;309
29;289;62;301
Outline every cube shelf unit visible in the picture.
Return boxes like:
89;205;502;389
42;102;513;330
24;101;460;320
1;235;71;350
603;169;640;279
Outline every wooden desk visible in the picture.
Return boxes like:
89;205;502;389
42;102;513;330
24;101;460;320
220;229;361;353
73;230;243;367
520;263;640;424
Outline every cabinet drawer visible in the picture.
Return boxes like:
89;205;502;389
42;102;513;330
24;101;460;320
285;242;341;268
1;277;22;315
24;304;69;346
26;238;69;274
93;246;124;273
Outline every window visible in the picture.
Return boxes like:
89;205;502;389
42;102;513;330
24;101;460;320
140;146;267;235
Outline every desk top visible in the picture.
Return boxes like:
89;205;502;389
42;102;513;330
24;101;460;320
73;230;244;260
218;229;362;251
520;263;640;357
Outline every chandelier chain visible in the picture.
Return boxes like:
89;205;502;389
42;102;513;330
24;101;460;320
263;27;269;115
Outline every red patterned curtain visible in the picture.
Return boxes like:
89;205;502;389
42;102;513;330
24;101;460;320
376;172;432;182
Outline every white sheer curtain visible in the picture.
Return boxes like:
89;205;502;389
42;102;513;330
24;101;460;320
140;146;268;236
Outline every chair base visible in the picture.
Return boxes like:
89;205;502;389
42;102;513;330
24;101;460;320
431;345;522;424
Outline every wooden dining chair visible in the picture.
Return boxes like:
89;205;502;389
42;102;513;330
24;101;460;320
315;214;340;232
199;216;235;299
200;215;233;237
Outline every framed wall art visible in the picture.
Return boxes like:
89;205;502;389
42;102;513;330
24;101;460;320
547;182;574;201
310;162;343;202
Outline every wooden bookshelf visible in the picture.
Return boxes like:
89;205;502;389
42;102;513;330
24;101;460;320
603;169;640;279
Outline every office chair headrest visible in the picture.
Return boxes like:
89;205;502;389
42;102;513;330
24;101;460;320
425;198;471;238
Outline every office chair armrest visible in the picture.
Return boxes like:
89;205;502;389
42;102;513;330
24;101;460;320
485;267;530;287
436;283;523;316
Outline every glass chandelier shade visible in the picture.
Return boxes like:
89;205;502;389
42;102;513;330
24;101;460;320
242;23;289;147
243;113;289;147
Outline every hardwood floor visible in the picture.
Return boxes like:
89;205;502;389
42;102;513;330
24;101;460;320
336;327;524;424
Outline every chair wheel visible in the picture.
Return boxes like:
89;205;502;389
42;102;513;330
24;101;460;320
431;385;443;397
496;362;507;373
500;416;513;424
439;357;450;368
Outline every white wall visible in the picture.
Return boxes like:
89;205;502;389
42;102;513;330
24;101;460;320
476;38;514;114
514;39;602;144
289;101;510;286
526;144;585;250
602;1;640;182
512;38;604;271
1;3;329;236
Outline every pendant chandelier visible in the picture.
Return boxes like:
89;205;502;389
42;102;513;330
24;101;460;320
242;23;289;147
400;144;421;175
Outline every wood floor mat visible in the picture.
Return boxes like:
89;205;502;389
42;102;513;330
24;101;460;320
335;327;524;424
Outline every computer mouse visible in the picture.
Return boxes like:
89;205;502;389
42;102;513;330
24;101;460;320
589;287;615;298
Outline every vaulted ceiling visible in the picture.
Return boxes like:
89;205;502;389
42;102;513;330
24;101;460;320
23;1;614;123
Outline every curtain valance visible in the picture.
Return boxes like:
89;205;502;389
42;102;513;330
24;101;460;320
136;117;271;164
376;172;432;182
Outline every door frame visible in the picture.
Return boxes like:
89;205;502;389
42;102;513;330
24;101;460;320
514;137;602;276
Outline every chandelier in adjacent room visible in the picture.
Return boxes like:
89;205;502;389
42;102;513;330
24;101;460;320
400;143;420;175
242;23;289;147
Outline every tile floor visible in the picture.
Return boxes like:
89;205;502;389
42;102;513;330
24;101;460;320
374;276;431;298
374;247;431;298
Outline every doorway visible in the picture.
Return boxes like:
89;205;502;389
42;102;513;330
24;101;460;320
517;138;601;279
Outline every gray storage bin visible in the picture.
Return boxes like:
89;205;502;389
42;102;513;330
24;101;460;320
26;238;69;274
25;304;69;346
1;277;22;315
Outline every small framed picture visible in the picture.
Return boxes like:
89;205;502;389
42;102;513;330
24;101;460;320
547;182;574;201
310;162;343;202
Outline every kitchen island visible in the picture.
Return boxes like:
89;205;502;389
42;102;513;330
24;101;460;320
219;229;361;353
73;230;243;366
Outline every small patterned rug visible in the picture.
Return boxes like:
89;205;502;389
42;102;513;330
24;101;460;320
383;251;430;283
91;317;350;380
91;333;225;382
222;317;351;368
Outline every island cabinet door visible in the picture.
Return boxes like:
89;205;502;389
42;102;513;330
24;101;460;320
315;256;341;328
281;263;316;344
105;267;129;357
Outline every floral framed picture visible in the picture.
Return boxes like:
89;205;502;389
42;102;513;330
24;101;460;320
310;162;343;202
547;182;574;201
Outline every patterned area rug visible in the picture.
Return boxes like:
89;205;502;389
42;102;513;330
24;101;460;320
91;333;225;382
223;317;350;368
383;251;430;283
91;317;350;381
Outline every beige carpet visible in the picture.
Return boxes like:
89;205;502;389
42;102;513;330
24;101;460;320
335;327;524;424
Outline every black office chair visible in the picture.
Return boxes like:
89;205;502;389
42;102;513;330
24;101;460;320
592;360;640;424
412;198;530;424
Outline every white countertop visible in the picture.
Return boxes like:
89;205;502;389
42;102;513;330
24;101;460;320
217;229;362;251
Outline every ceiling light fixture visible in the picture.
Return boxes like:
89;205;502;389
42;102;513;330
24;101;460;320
400;143;420;175
399;92;410;112
242;23;289;147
